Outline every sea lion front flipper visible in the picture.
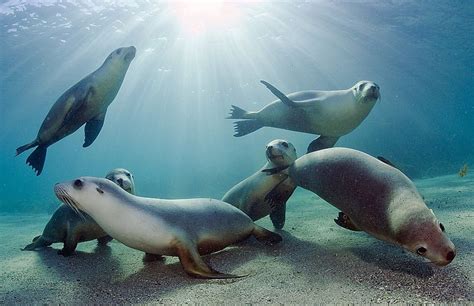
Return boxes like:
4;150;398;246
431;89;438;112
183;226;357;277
307;136;339;153
97;235;113;245
174;240;245;279
83;111;106;147
58;234;78;256
334;212;361;231
252;225;282;244
260;80;298;108
269;202;286;230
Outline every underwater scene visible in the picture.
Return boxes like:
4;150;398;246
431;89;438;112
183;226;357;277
0;0;473;304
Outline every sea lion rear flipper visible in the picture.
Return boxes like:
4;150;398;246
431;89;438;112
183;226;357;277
260;80;297;108
252;225;282;244
16;139;39;156
26;145;48;176
83;111;106;147
233;120;263;137
307;136;339;153
175;240;245;279
22;236;52;251
334;212;361;231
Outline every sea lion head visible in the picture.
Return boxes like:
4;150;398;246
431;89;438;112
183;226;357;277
265;139;297;167
396;208;456;266
105;46;136;65
105;168;135;194
352;80;380;104
55;177;129;218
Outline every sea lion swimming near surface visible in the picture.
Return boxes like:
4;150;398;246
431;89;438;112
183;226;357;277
54;177;282;278
228;80;380;153
16;46;136;175
22;168;136;256
222;139;297;229
278;147;456;266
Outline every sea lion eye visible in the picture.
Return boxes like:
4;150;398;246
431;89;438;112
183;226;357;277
125;172;131;178
96;187;104;194
440;223;445;232
73;179;83;189
416;247;427;255
281;142;289;148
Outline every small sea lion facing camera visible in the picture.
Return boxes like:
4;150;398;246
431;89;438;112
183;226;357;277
22;168;136;256
222;139;297;229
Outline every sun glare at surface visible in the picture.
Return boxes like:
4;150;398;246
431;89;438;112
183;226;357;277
169;1;247;35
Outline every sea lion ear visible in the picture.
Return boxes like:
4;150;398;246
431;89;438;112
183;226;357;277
96;187;104;194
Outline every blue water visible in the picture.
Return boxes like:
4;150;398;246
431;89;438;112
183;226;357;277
0;1;473;212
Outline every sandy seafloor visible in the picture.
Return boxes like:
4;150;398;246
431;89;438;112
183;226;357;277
0;174;472;304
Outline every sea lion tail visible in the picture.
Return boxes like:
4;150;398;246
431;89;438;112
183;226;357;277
16;140;39;156
26;145;48;176
252;225;282;245
233;120;263;137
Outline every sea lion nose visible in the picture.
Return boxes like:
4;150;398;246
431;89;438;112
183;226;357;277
117;178;123;186
446;250;455;262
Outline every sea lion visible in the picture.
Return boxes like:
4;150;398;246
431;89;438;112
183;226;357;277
282;147;456;266
22;168;136;256
54;177;282;279
16;46;136;175
228;80;380;152
222;139;297;229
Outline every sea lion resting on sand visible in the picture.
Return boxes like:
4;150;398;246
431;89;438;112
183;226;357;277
273;147;456;266
222;139;297;229
228;80;379;152
54;177;282;278
22;168;135;256
16;46;136;175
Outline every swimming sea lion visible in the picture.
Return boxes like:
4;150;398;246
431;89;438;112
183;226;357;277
16;46;136;175
284;147;456;266
222;139;297;229
22;168;136;256
54;177;282;278
228;80;380;152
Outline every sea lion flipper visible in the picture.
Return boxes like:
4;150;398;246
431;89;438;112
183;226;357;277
252;225;282;244
22;236;52;251
307;136;339;153
269;202;286;230
97;235;113;245
26;145;48;176
334;212;361;231
233;120;263;137
83;111;106;147
260;80;297;108
175;240;245;279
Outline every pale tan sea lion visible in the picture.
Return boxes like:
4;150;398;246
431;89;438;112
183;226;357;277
16;46;136;175
22;168;136;256
283;147;456;266
228;80;379;152
54;177;282;278
222;139;297;229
